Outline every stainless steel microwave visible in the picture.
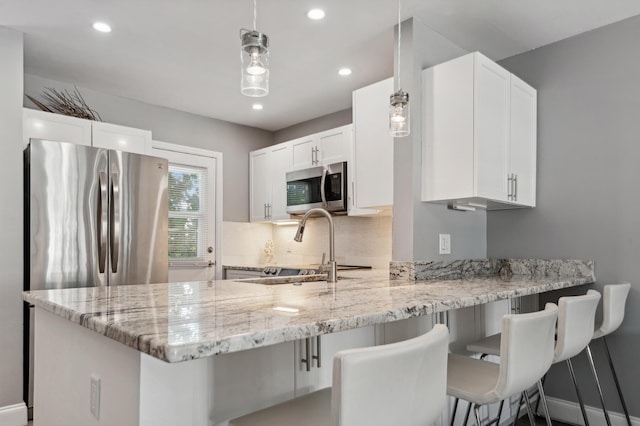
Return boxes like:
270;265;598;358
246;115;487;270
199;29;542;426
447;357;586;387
286;162;348;214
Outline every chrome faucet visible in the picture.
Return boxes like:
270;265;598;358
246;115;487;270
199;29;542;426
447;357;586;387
294;208;337;283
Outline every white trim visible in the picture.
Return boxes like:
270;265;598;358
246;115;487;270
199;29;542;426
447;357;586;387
152;140;220;159
544;396;640;426
0;403;28;426
151;140;223;280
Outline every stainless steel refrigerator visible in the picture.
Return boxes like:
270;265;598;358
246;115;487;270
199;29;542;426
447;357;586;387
24;138;169;414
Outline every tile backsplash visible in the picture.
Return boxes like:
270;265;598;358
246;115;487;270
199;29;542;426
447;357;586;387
222;216;392;270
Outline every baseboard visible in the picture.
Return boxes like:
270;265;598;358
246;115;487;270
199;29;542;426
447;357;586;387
0;403;28;426
545;396;640;426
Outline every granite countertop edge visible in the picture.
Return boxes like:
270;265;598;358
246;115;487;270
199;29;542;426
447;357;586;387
23;266;595;363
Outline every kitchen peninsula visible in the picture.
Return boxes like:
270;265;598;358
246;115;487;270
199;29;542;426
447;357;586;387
24;259;594;426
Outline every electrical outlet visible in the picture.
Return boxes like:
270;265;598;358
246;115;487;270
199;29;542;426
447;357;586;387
90;374;101;420
439;234;451;255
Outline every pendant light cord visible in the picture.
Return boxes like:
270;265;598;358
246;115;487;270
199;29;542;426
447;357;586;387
253;0;257;31
397;0;402;90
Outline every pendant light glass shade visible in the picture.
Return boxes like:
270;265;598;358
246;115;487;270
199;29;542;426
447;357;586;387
390;0;409;137
241;29;269;97
389;90;410;137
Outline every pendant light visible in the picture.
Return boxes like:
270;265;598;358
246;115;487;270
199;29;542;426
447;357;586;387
389;0;410;137
240;0;269;97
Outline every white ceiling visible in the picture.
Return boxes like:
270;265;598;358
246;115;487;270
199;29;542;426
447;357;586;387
3;0;640;131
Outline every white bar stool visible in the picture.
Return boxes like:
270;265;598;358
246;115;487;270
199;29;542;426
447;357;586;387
466;291;602;426
447;303;558;426
228;324;449;426
581;283;631;426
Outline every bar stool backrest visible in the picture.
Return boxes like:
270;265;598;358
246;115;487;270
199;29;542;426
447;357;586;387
331;324;449;426
594;283;631;339
554;290;601;362
496;303;558;399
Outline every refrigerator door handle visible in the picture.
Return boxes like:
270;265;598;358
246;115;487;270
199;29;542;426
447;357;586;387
110;172;121;273
98;171;108;273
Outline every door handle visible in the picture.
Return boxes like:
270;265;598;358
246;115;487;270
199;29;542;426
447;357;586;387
97;171;108;274
514;174;518;201
110;173;120;273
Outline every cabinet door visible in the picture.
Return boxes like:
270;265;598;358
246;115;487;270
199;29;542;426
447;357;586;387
473;53;510;202
510;75;537;207
210;342;295;423
270;144;292;220
23;108;92;147
291;137;315;169
422;54;475;202
294;326;376;396
317;125;351;166
249;149;271;222
92;121;151;154
353;79;394;209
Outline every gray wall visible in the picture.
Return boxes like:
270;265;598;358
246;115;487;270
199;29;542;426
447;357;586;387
272;108;353;144
0;27;24;408
24;74;274;222
490;16;640;415
392;18;486;262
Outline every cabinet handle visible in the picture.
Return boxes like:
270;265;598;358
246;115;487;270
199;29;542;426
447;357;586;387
301;338;312;372
267;203;272;219
514;174;518;202
507;173;513;201
312;336;321;368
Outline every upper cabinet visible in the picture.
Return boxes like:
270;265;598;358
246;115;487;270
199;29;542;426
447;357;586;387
250;143;293;222
23;108;92;147
91;121;151;155
23;108;152;155
422;52;537;209
291;125;351;169
351;78;394;212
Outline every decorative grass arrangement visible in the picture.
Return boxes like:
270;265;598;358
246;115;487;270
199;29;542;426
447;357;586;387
26;86;102;121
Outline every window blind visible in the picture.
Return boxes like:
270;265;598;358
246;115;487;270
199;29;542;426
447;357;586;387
167;163;210;265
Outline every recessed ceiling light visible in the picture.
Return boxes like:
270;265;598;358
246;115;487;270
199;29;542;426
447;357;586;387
338;68;352;76
93;22;112;33
307;9;326;20
252;103;264;110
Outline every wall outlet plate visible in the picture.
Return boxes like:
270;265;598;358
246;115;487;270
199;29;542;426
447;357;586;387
439;234;451;255
90;374;101;420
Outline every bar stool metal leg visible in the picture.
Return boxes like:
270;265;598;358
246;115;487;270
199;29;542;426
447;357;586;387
536;379;552;426
567;358;590;426
602;336;632;426
586;344;612;426
473;404;482;426
523;390;537;426
511;392;525;426
450;398;459;426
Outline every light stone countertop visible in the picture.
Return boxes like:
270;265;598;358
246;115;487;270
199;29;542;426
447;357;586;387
23;266;594;363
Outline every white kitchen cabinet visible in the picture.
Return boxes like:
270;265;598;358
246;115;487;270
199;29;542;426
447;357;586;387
294;326;376;396
23;108;153;155
351;77;394;211
92;121;151;155
291;124;352;169
23;108;92;147
422;52;537;209
249;144;292;222
210;341;296;424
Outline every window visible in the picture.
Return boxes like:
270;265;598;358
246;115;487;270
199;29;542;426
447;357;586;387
168;163;210;263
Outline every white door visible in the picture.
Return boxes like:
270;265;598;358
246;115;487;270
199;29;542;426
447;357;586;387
510;75;537;207
317;126;350;165
152;143;221;282
291;136;316;169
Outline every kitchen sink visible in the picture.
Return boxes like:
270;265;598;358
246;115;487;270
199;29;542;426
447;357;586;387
235;274;359;285
235;274;327;285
